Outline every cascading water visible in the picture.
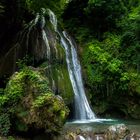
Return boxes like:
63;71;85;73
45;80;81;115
47;9;96;120
4;8;96;121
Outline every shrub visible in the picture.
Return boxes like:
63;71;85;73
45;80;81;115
0;67;69;135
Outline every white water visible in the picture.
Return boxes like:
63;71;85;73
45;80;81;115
20;13;50;60
78;135;86;140
48;9;96;120
42;30;51;60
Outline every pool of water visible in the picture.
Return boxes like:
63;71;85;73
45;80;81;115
65;118;140;134
33;118;140;140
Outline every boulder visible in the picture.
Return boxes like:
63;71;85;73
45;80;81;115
0;67;69;135
105;124;130;140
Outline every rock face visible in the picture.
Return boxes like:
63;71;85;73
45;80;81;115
0;67;69;135
0;12;74;106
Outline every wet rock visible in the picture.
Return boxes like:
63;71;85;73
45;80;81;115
125;132;140;140
53;124;140;140
105;124;130;140
95;135;105;140
77;135;87;140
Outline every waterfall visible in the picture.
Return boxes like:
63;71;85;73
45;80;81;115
48;9;96;120
42;30;51;60
78;135;86;140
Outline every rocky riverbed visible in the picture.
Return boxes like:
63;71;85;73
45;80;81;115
1;120;140;140
52;123;140;140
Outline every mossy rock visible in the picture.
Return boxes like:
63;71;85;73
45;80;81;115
0;67;69;135
39;61;74;104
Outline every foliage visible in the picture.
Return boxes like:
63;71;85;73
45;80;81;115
3;67;49;105
120;5;140;70
0;113;11;136
26;0;69;16
83;31;140;94
75;27;94;43
30;93;69;133
0;0;140;124
16;56;31;70
82;30;140;117
62;0;140;118
0;67;69;135
85;0;127;31
7;136;15;140
83;34;122;84
0;88;4;94
63;0;128;38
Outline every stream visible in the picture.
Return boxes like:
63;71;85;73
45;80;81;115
33;119;140;140
66;119;140;134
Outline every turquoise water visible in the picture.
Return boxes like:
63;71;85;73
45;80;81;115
33;119;140;140
66;118;140;134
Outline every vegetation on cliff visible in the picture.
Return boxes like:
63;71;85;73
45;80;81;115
0;67;69;136
62;0;140;118
0;1;140;138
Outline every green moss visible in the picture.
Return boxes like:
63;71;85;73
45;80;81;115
46;64;74;104
29;93;69;132
15;120;28;132
32;92;55;108
60;110;66;119
0;67;69;135
57;65;74;103
55;43;66;62
0;113;11;136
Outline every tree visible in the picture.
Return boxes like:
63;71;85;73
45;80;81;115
26;0;69;16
